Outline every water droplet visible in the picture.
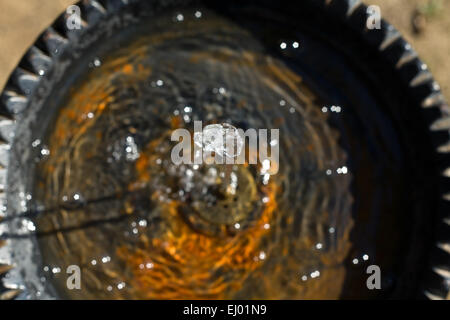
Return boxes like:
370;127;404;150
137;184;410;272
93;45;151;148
194;123;244;159
175;13;184;22
262;159;271;172
336;166;348;174
52;267;61;274
139;219;147;227
93;58;101;67
40;147;50;156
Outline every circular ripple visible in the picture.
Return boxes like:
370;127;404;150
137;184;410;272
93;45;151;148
31;9;352;299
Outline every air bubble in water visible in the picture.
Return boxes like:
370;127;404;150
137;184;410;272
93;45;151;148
194;123;244;159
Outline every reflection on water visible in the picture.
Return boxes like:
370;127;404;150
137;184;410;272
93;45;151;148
32;8;354;299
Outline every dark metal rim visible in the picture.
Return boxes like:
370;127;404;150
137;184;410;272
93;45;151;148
0;0;448;299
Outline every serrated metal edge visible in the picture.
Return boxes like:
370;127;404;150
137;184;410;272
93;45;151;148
0;0;138;300
0;0;124;300
310;0;450;300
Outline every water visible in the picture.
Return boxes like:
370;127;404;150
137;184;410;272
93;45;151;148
31;8;356;299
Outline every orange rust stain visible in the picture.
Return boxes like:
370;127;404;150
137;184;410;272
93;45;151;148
170;115;182;129
115;134;279;299
122;64;133;75
116;181;278;299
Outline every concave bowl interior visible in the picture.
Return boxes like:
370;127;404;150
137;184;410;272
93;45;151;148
0;0;449;299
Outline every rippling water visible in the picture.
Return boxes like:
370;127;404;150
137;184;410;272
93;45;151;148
30;8;359;299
